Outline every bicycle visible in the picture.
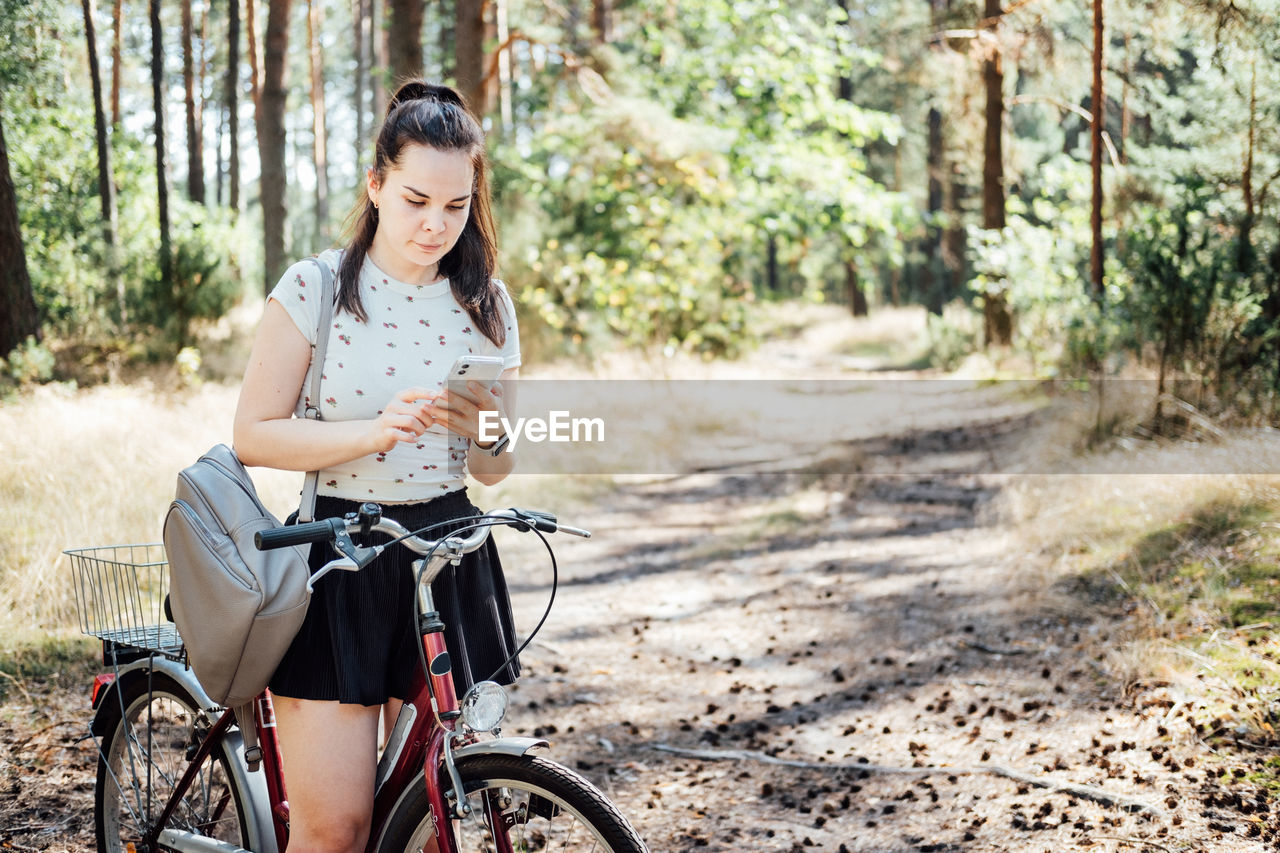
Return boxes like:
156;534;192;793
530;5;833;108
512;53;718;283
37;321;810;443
67;504;649;852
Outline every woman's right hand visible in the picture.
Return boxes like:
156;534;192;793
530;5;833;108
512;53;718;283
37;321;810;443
367;388;441;453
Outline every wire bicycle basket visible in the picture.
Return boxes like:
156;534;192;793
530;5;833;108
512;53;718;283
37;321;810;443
64;543;184;660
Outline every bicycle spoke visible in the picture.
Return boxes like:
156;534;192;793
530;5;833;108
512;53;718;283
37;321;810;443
96;732;148;834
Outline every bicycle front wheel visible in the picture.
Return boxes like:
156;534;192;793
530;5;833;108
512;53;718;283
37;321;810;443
94;671;250;853
377;752;648;852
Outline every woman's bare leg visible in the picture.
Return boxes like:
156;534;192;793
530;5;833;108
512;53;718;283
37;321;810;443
274;695;381;853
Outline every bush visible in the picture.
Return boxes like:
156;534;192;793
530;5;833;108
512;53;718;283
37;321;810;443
128;205;246;356
0;336;55;394
966;156;1095;375
924;301;982;370
493;96;755;357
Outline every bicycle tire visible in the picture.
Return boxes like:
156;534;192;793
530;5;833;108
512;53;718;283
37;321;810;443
94;671;250;853
376;752;648;852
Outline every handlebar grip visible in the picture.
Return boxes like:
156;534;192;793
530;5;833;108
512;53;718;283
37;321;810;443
255;518;342;550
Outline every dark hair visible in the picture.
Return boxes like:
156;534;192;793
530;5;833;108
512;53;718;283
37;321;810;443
338;80;505;347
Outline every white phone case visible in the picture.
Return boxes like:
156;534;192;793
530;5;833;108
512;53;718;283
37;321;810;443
447;355;505;387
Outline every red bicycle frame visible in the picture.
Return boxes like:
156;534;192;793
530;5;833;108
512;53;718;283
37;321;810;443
235;581;489;853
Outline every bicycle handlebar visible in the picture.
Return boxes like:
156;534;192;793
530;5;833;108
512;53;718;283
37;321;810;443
254;518;346;550
253;507;589;556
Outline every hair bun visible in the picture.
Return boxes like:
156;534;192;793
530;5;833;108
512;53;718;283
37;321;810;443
387;79;470;116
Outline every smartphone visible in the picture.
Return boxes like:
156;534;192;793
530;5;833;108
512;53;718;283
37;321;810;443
446;354;505;390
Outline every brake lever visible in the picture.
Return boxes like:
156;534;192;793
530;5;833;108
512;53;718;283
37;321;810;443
507;508;591;538
307;527;381;593
307;557;359;593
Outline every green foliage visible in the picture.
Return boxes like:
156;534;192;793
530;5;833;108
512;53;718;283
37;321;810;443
4;0;1280;389
967;157;1096;374
495;96;752;355
1;0;252;371
11;96;118;338
130;203;246;355
0;337;55;391
923;301;982;370
496;0;910;355
12;100;247;357
1113;180;1278;421
0;0;61;90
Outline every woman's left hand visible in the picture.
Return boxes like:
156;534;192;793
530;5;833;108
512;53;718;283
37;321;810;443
427;380;509;446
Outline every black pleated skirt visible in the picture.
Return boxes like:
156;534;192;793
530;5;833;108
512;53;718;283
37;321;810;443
270;489;520;706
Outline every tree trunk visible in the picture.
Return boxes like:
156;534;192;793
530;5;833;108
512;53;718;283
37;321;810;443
1120;30;1130;166
200;0;210;183
944;177;966;289
835;0;865;316
373;0;388;117
1089;0;1104;297
1238;57;1256;274
246;0;262;114
227;0;241;212
591;0;610;44
981;0;1011;346
980;6;1003;231
765;234;779;292
387;0;424;82
308;0;329;241
258;0;292;293
181;0;204;203
215;100;224;205
353;0;368;153
495;0;512;131
455;0;487;114
847;263;868;317
437;0;452;83
82;0;118;248
110;0;123;127
483;0;498;112
923;105;944;314
922;0;951;315
150;0;173;286
0;107;41;356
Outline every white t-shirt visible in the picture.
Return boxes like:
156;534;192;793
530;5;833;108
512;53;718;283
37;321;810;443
268;248;521;501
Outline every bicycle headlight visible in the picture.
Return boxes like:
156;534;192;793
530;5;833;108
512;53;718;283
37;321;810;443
459;680;508;732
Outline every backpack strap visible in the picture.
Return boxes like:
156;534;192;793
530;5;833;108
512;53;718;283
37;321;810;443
297;256;336;524
232;702;263;772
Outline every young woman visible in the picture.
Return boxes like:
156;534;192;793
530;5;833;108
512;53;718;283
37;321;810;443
233;80;520;852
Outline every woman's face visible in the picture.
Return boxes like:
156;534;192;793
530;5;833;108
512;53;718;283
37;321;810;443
367;144;475;285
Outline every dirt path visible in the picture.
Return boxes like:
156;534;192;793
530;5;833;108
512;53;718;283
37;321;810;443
4;308;1279;851
501;459;1278;851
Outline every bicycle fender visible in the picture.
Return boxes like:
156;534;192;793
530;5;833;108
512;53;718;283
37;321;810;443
89;657;217;736
219;727;279;853
451;736;550;762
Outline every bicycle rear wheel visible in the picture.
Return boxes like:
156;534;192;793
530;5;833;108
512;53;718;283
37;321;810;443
94;671;249;853
377;752;647;852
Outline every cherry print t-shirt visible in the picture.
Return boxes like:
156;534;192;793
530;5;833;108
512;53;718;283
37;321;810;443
268;249;521;501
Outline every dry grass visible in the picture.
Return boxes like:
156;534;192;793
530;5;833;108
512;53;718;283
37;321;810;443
0;378;640;641
0;381;306;639
1003;459;1280;734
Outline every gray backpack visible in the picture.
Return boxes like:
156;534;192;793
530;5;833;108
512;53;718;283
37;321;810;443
163;257;335;710
164;444;311;708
